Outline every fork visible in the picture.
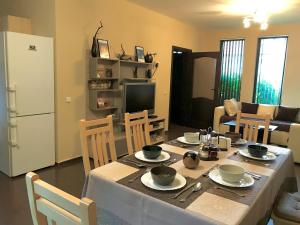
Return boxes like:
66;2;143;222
129;168;150;183
163;158;177;166
243;159;270;167
214;186;246;197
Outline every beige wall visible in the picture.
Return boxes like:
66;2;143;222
205;24;300;107
0;0;10;17
2;0;55;37
54;0;207;162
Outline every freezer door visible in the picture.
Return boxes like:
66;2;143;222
5;32;54;116
10;113;55;177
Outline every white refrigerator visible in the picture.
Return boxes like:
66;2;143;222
0;31;55;177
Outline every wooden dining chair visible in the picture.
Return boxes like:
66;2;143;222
26;172;96;225
125;110;151;155
80;115;117;176
235;111;271;144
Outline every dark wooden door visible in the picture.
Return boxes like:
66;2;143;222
181;52;221;128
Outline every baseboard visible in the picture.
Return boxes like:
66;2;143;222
56;154;82;164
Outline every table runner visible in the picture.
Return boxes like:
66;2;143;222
83;141;296;225
117;162;269;208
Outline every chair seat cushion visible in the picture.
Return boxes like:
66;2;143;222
275;192;300;223
271;120;292;132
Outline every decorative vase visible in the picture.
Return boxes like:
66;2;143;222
145;53;153;63
183;151;200;169
91;36;99;57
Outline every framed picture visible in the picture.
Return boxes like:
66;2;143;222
98;39;110;59
135;46;145;62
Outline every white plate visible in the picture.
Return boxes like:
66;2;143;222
177;136;200;145
141;172;186;191
232;139;248;146
239;149;276;161
208;169;254;188
135;151;170;162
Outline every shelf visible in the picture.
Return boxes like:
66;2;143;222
89;88;121;92
120;60;153;67
91;57;119;65
149;116;165;123
123;78;150;81
89;77;119;81
150;126;164;132
151;137;164;145
92;107;118;111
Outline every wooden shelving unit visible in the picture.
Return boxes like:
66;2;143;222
149;117;166;145
87;57;162;142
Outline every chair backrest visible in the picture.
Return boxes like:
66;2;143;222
80;115;117;176
235;111;271;144
125;110;151;155
26;172;96;225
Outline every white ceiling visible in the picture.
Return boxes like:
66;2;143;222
129;0;300;28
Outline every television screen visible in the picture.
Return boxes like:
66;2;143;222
124;83;155;114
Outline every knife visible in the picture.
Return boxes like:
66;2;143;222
169;182;196;199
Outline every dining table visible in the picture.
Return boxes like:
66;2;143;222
82;139;297;225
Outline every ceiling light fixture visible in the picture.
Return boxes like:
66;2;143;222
242;10;269;30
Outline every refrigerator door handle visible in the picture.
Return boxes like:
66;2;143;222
9;119;18;147
7;84;17;113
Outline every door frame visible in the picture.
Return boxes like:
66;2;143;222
168;46;192;126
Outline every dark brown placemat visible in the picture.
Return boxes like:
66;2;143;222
166;139;199;151
201;169;269;206
117;171;204;209
118;150;183;168
227;151;285;170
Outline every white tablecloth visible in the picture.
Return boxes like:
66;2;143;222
83;144;296;225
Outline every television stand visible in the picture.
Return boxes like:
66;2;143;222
148;114;158;119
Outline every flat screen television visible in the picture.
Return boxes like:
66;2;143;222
123;83;155;114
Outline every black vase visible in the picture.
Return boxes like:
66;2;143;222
91;36;99;57
145;53;153;63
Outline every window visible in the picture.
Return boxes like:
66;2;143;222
219;39;245;105
253;36;288;105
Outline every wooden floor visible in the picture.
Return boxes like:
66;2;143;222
0;123;297;225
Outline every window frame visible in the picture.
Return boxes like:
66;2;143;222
219;38;245;105
253;36;288;105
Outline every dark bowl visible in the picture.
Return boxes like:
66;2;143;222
248;145;268;158
225;132;241;143
151;166;177;186
142;145;162;159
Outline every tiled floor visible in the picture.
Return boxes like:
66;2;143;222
0;123;298;225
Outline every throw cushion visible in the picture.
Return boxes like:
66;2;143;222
257;104;276;119
224;98;239;116
241;102;259;114
275;106;299;122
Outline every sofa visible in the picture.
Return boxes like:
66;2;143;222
213;100;300;163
